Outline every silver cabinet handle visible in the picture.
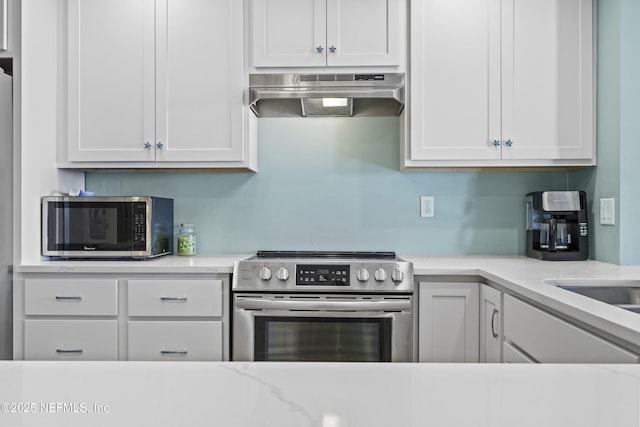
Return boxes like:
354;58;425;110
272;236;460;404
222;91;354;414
492;140;501;147
329;45;337;53
56;349;83;354
144;142;152;150
156;142;163;149
160;350;188;356
316;45;324;53
491;308;499;338
160;296;188;302
505;139;513;147
55;296;82;301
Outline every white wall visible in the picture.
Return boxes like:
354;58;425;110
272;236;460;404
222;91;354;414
20;0;83;264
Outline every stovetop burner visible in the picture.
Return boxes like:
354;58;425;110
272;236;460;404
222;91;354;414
255;250;397;260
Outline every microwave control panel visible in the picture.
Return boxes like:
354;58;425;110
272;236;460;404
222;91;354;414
132;203;147;242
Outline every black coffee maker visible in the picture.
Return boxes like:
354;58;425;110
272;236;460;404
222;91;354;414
525;191;588;261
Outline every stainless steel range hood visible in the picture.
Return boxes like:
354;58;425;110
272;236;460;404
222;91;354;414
249;73;404;118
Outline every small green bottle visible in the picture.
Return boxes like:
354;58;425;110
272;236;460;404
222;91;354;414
177;223;196;256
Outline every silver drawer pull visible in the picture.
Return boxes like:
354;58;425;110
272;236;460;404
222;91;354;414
491;308;499;338
56;349;83;354
160;296;188;302
160;350;188;356
55;296;83;301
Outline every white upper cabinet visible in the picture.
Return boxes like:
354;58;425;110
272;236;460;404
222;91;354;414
405;0;594;168
65;0;252;169
252;0;402;68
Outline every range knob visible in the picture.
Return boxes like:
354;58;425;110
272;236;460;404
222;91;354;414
259;266;272;281
356;268;370;282
276;267;290;281
391;267;404;284
374;267;387;282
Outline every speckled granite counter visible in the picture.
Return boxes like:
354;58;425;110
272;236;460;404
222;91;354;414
0;361;638;427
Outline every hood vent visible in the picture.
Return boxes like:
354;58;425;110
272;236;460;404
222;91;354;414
249;73;405;118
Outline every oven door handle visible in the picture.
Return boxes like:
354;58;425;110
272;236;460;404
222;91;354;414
235;298;411;311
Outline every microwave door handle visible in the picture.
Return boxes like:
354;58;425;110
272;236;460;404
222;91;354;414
234;298;411;312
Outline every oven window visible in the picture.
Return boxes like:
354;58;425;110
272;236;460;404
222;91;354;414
254;317;392;362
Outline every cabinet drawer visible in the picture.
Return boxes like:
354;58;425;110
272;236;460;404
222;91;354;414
24;279;118;316
24;319;118;360
504;295;639;363
127;321;222;361
128;279;222;317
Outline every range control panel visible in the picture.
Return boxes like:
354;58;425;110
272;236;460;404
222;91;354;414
233;258;413;293
297;264;350;286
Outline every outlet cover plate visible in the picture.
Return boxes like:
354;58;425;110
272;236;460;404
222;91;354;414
420;196;434;218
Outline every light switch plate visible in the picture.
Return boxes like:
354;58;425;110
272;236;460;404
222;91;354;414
600;198;615;225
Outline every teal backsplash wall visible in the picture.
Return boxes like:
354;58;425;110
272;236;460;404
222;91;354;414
569;0;640;265
86;118;571;255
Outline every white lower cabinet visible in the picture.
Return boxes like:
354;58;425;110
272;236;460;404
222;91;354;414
128;279;223;317
24;279;118;316
128;321;222;361
503;294;639;363
418;282;479;362
24;319;118;361
417;282;639;364
479;284;502;363
502;340;535;364
127;279;226;361
14;274;230;361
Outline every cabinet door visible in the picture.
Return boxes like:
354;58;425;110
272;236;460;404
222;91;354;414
418;282;479;363
501;0;593;160
252;0;327;67
325;0;401;67
67;0;156;162
409;0;501;161
504;295;639;363
155;0;246;162
479;284;502;363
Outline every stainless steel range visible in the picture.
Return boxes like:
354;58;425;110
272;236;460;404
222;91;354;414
232;251;414;362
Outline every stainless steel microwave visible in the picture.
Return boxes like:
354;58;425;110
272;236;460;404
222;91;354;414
42;196;174;259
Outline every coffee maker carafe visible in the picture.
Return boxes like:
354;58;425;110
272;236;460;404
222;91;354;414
526;191;588;260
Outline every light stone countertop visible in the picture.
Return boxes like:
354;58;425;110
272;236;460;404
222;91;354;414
14;254;249;274
0;361;639;427
15;255;640;350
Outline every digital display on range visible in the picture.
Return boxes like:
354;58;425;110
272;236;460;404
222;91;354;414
297;264;350;286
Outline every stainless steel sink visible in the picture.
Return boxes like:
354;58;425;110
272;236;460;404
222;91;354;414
557;286;640;305
544;279;640;314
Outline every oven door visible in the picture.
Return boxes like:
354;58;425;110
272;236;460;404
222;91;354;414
232;294;414;362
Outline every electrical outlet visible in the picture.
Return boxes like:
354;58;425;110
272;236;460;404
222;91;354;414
420;196;434;218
